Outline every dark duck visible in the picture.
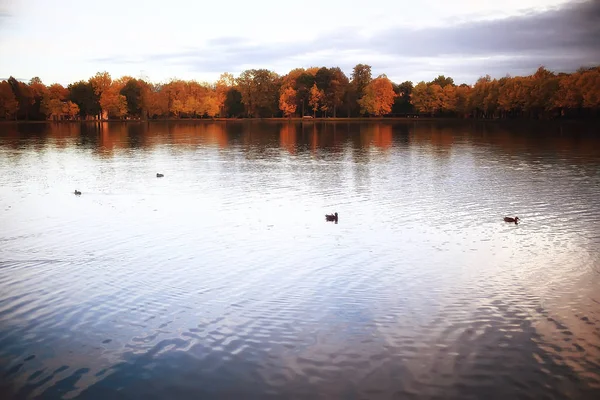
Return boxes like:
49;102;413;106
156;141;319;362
325;212;338;222
156;173;164;178
74;190;82;195
504;216;519;224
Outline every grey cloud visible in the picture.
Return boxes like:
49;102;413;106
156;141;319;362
92;0;600;83
371;0;600;58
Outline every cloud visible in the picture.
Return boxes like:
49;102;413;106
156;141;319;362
91;0;600;83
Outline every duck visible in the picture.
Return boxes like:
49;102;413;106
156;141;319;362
325;212;338;222
74;190;82;195
156;173;164;178
504;216;519;224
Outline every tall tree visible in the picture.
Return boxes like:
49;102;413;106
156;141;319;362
279;87;297;117
7;77;35;120
89;71;112;119
351;64;372;96
236;69;280;117
293;72;315;117
224;88;244;117
392;81;414;114
215;73;235;117
358;75;396;116
120;79;145;118
308;83;324;117
0;81;18;120
431;75;454;88
68;81;100;119
327;67;349;117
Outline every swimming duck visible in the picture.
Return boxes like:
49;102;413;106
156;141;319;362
504;216;519;224
156;173;164;178
74;190;82;195
325;212;338;222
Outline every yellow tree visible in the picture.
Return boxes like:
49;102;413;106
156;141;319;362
89;71;112;119
358;74;396;116
0;81;19;120
184;96;202;117
63;101;80;119
171;99;185;118
99;83;127;118
216;73;235;116
308;83;323;117
202;93;220;117
279;87;297;117
454;85;472;117
147;85;169;118
441;84;456;113
580;67;600;109
41;84;69;120
164;79;188;117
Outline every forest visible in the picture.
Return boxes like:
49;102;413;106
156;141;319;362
0;64;599;121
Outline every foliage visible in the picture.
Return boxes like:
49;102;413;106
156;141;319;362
1;65;599;120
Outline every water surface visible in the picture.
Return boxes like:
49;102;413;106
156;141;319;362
1;121;599;399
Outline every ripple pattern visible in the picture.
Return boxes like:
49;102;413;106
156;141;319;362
0;121;599;399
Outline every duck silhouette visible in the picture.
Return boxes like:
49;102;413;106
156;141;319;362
74;190;82;195
156;173;164;178
325;212;338;222
504;216;519;224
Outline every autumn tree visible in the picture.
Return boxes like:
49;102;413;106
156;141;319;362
579;67;600;110
293;72;315;116
279;86;297;117
215;73;235;116
89;71;112;119
431;75;454;88
28;77;48;120
454;84;472;117
358;74;396;116
525;66;559;118
7;77;35;120
99;82;127;119
327;67;349;117
202;93;220;117
0;81;18;120
411;82;442;116
41;83;79;120
308;83;324;117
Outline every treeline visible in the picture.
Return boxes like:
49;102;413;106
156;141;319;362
0;64;599;121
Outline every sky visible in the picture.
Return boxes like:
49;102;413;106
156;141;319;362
0;0;599;86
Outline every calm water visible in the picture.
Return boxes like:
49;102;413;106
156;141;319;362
1;121;599;399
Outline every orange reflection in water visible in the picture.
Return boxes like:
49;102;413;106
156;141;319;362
279;123;297;155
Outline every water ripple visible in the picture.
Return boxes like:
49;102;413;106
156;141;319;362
0;121;599;399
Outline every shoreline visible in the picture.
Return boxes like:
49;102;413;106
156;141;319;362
1;117;598;124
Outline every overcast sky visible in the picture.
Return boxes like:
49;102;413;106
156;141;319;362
0;0;598;85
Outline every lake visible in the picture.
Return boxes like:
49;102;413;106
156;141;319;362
1;120;599;399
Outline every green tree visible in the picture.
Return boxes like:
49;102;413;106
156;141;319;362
293;72;315;116
120;79;145;118
431;75;454;88
224;88;244;117
68;81;100;118
392;81;414;114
